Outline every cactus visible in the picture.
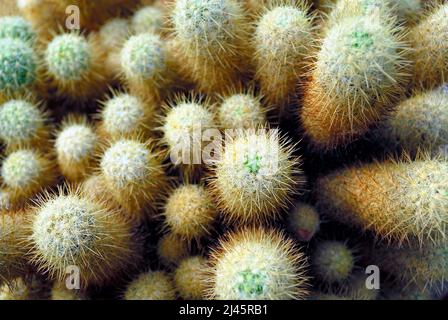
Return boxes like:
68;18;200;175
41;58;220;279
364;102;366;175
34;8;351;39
0;277;31;300
0;212;29;284
372;242;448;293
373;86;448;155
99;138;167;219
51;282;86;300
287;202;320;242
0;16;36;44
253;1;314;110
312;241;355;284
161;94;216;178
163;184;217;241
157;232;190;268
0;38;37;96
98;92;156;140
315;156;448;245
300;16;409;150
209;129;304;224
0;98;49;152
1;149;56;203
131;6;165;35
124;271;176;300
171;0;252;93
409;3;448;90
44;33;106;100
217;89;267;129
55;115;98;182
29;186;137;287
208;228;309;300
174;256;208;300
97;18;131;78
120;33;170;102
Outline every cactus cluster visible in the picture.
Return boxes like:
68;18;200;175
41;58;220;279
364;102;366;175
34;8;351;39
1;0;447;302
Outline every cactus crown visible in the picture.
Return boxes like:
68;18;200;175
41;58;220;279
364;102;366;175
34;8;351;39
0;16;36;44
45;34;92;81
173;0;239;48
56;122;97;162
313;241;354;283
210;228;309;300
0;38;37;91
1;150;41;188
132;6;164;34
219;93;266;129
99;18;130;50
0;99;43;145
100;139;151;188
256;6;310;55
102;94;146;136
120;33;166;81
316;16;405;103
163;100;214;148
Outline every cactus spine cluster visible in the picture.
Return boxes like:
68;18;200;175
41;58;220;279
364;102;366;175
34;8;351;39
208;228;309;300
409;3;448;90
210;129;304;224
125;271;176;300
253;1;314;110
174;256;208;300
300;15;409;150
29;187;137;287
171;0;252;93
316;156;448;245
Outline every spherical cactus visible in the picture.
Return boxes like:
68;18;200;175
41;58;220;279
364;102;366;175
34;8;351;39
0;98;49;152
287;202;320;242
161;95;216;177
16;0;64;41
98;92;156;140
0;38;37;95
208;228;309;300
300;16;409;150
372;242;448;293
51;281;86;300
171;0;251;93
253;2;314;110
120;33;169;101
99;138;167;219
1;149;56;203
312;241;355;284
0;16;36;44
44;33;105;100
98;18;130;52
174;256;208;300
373;86;448;155
131;6;165;35
409;3;448;90
97;18;131;78
163;184;217;240
210;129;304;224
124;271;176;300
217;91;267;129
315;156;448;245
157;232;190;268
0;212;29;284
29;187;138;287
55;115;98;182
